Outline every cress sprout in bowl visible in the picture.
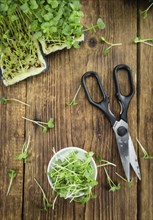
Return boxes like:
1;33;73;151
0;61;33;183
47;147;98;204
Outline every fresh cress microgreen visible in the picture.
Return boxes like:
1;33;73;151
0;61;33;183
19;0;84;51
6;169;17;196
133;37;153;46
16;135;31;163
22;117;54;134
84;18;105;32
115;172;133;188
101;37;122;56
139;3;153;19
96;156;116;167
0;97;30;106
48;151;98;205
0;6;44;82
34;178;52;211
136;138;153;159
66;85;81;107
104;167;121;192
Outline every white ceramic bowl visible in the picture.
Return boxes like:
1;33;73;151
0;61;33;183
47;147;97;197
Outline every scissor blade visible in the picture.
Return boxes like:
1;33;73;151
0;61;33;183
128;135;141;180
115;137;130;182
113;120;131;181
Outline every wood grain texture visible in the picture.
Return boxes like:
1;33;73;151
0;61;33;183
0;81;26;220
0;0;152;220
138;1;153;220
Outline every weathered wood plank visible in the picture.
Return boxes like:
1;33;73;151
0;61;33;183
2;0;152;219
0;81;26;220
138;1;153;220
22;0;139;220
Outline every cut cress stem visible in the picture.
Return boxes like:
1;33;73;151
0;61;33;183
66;85;82;106
22;117;54;134
0;97;30;106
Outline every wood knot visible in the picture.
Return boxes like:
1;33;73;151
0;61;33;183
88;37;97;48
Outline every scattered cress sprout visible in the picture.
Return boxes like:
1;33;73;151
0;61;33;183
0;97;30;106
101;37;122;56
6;169;17;196
136;138;153;159
22;117;54;134
139;3;153;19
34;178;52;211
84;18;105;32
96;156;116;167
16;135;31;163
104;167;121;192
115;172;133;188
134;37;153;46
66;85;82;106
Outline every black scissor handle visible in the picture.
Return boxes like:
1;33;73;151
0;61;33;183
113;64;135;123
81;71;116;126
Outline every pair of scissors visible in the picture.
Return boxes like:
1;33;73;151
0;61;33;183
81;64;141;181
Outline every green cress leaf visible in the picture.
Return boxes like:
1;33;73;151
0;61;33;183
47;118;54;129
43;127;48;134
109;184;121;192
30;0;38;10
97;18;105;29
51;26;57;33
139;3;153;19
139;10;148;19
31;20;39;31
44;5;51;11
103;48;109;56
73;41;80;49
33;31;43;39
66;100;78;106
0;4;8;12
6;169;17;196
0;97;7;104
10;15;18;22
50;0;59;9
8;169;17;179
44;12;53;21
70;2;81;10
134;37;140;43
20;3;30;14
16;152;28;160
16;135;31;162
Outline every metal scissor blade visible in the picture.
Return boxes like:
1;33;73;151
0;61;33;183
113;120;131;181
129;135;141;180
115;136;130;182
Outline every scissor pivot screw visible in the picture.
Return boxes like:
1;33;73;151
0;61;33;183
117;126;127;137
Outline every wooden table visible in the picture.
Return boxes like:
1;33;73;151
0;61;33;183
0;0;153;219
